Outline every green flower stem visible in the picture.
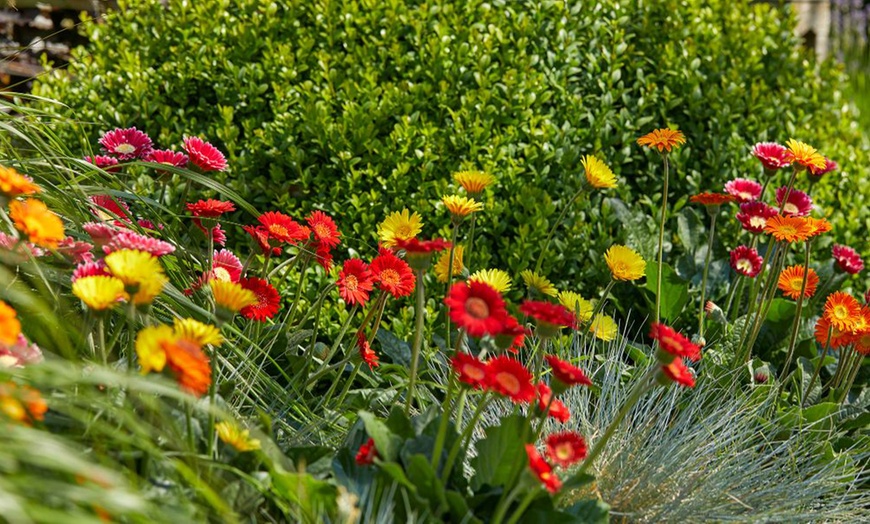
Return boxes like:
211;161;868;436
286;254;312;325
96;317;107;366
837;351;863;404
724;276;745;322
743;246;787;362
432;331;466;470
306;304;357;384
207;346;219;458
830;345;853;391
736;242;783;365
654;153;670;325
780;240;813;380
534;186;585;274
503;488;540;524
465;213;478;270
126;302;137;372
406;268;427;415
440;394;491;484
577;365;657;476
777;168;799;214
297;282;336;329
698;211;718;339
802;326;833;407
445;224;461;349
367;292;389;347
335;362;363;407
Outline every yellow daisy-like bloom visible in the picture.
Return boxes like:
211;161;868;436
784;139;826;170
764;215;812;243
558;291;594;323
589;314;617;341
804;217;832;238
520;270;558;297
174;318;223;346
135;324;175;374
8;198;65;249
377;209;423;248
604;245;647;281
215;421;261;452
210;280;257;313
130;273;168;305
0;300;21;345
453;171;495;195
0;166;41;198
434;245;464;283
581;155;617;189
104;249;165;289
72;276;126;311
442;195;483;218
469;269;512;293
636;128;686;153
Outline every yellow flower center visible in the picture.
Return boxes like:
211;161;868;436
379;269;401;287
396;225;413;237
463;364;485;381
739;191;754;200
495;372;520;395
115;143;136;155
783;203;798;215
556;444;572;461
465;297;490;319
736;259;752;273
213;267;232;281
344;275;359;291
749;216;767;228
269;225;288;237
831;305;849;321
314;224;330;238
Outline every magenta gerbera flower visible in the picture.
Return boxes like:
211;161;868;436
98;127;153;160
211;223;227;246
751;142;791;172
736;201;779;234
211;249;244;282
81;221;121;248
729;245;763;277
724;178;763;203
57;237;94;264
182;136;227;172
146;149;189;169
808;157;838;177
89;195;132;223
84;155;120;172
775;187;812;217
832;244;864;275
103;230;176;257
71;260;109;283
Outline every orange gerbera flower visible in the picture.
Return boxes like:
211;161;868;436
637;128;686;153
814;316;854;349
823;291;862;333
764;215;811;243
0;300;21;345
163;338;211;397
8;198;65;249
777;266;819;300
784;139;826;170
0;166;41;198
689;192;736;207
804;217;832;238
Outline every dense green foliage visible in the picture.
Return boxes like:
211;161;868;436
33;0;869;292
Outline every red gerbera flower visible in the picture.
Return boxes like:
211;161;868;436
536;383;571;423
736;201;779;234
729;245;763;278
485;355;535;403
724;178;763;203
211;223;227;246
443;281;509;338
751;142;791;172
257;212;311;246
808;157;838;177
393;237;452;254
98;127;153;160
239;277;281;321
545;431;587;468
357;331;379;370
313;241;334;271
775;187;813;217
689;192;736;207
649;322;701;363
355;437;378;465
544;355;592;389
832;244;864;275
525;444;562;493
494;315;528;353
145;149;189;169
519;300;576;338
183;136;227;172
659;358;695;388
306;210;341;249
187;199;236;219
89;195;131;223
243;225;281;256
84;155;120;172
369;248;415;298
104;230;176;257
337;258;374;306
451;352;488;389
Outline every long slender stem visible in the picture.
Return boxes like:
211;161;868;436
698;212;717;338
828;344;853;390
535;187;585;274
335;362;363;407
802;326;833;407
503;489;540;524
837;351;863;404
207;347;219;458
655;154;670;325
286;255;312;325
781;241;813;380
444;224;461;348
406;268;427;415
431;374;456;470
441;395;491;483
96;317;107;365
465;214;478;270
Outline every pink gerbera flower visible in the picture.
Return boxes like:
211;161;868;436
146;149;189;169
183;136;227;172
98;127;153;160
724;178;763;203
103;230;176;257
82;222;121;248
84;155;120;172
808;157;838;177
210;249;244;282
211;223;227;246
751;142;791;172
832;244;864;275
729;245;763;277
736;201;779;234
71;260;109;283
57;237;94;264
775;187;812;217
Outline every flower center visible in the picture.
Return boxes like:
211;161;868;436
396;225;412;237
661;336;682;354
463;364;485;381
749;216;767;229
212;267;232;281
832;305;849;320
344;275;359;291
789;277;803;291
465;297;490;319
114;143;136;155
739;191;754;200
380;269;401;287
495;372;520;395
314;224;330;238
269;225;288;238
555;444;573;461
736;259;752;273
783;203;799;215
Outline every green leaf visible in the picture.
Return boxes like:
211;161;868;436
563;498;611;524
358;411;402;462
271;467;338;521
376;328;412;367
406;454;448;514
471;415;531;490
644;262;689;322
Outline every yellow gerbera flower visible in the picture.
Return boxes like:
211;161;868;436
377;209;423;248
210;280;257;313
636;128;686;153
453;171;495;195
434;245;464;283
558;291;593;323
442;195;483;218
0;166;41;198
469;269;512;293
589;314;617;341
8;198;65;249
130;273;168;305
135;324;175;374
520;270;558;297
0;300;21;345
784;139;826;170
104;249;165;290
215;421;261;452
174;318;223;346
72;275;126;311
581;155;617;189
604;245;646;281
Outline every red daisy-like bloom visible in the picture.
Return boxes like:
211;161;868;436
832;244;864;275
451;352;488;389
544;355;592;388
525;444;562;494
369;248;415;298
104;230;175;257
808;157;838;177
239;277;281;321
729;245;763;278
814;316;854;350
545;431;588;468
137;219;162;231
84;155;120;172
243;225;281;256
82;222;120;248
736;201;779;234
145;149;189;169
393;237;453;254
211;223;227;246
57;237;94;264
689;192;736;207
494;315;528;353
71;260;109;283
443;281;509;338
485;355;535;403
337;258;374;306
306;211;341;249
314;238;335;271
775;187;813;217
724;178;763;203
182;136;227;172
99;127;153;160
357;331;379;370
659;358;695;388
519;300;576;338
257;212;311;245
187;199;236;219
90;195;132;223
751;142;791;172
649;322;701;363
536;383;571;423
355;437;378;465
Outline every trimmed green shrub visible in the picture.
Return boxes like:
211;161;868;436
32;0;869;294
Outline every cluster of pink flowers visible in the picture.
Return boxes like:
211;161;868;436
88;127;227;172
